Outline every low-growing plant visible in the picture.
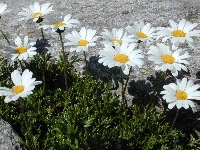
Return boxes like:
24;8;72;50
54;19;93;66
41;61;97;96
0;57;199;150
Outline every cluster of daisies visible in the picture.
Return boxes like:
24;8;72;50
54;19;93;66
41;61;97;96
0;2;200;111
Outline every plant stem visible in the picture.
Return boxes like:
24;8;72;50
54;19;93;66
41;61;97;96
83;51;88;79
123;66;132;108
19;99;36;150
83;51;88;113
0;29;10;44
120;68;128;135
59;33;69;110
18;60;24;71
149;71;167;107
161;108;179;142
170;109;179;131
40;28;46;93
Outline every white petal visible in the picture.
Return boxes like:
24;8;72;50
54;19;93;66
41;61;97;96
176;100;183;109
11;70;22;85
179;78;187;91
169;20;178;30
187;100;195;108
23;36;29;47
178;19;186;30
80;27;87;39
168;102;176;109
15;37;22;46
163;85;176;94
32;81;42;86
182;101;189;109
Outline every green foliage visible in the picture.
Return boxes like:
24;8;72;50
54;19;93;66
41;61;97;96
0;55;199;150
0;57;18;87
22;54;76;91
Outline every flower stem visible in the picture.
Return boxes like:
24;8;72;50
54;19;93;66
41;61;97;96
120;67;129;135
161;108;179;142
0;29;10;44
83;51;88;79
149;71;167;107
123;66;132;109
83;51;88;113
18;60;24;71
19;99;36;150
120;68;125;109
170;109;179;131
59;32;69;109
40;28;46;93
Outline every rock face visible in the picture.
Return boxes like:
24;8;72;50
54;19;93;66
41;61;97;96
180;0;200;7
0;118;21;150
0;0;200;149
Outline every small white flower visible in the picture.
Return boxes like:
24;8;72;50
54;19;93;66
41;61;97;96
98;42;144;75
18;2;54;22
40;13;79;32
147;43;190;76
0;3;10;18
156;19;200;47
65;27;98;52
0;69;42;103
4;36;37;61
100;28;134;46
161;78;200;110
126;20;156;45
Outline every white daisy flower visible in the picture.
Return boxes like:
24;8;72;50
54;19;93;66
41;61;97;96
40;13;79;32
100;28;134;46
126;20;156;45
98;42;144;75
0;69;42;103
64;27;98;52
18;2;54;22
0;3;10;18
4;36;37;61
147;43;190;76
156;19;200;47
161;77;200;110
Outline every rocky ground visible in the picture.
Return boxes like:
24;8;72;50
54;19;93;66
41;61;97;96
0;0;200;149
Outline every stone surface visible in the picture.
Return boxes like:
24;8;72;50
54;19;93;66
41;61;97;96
180;0;200;6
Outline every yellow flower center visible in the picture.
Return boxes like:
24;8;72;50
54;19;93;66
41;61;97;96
171;30;186;37
161;54;175;64
78;40;89;46
53;22;66;27
114;54;129;63
137;32;148;38
32;12;43;18
15;46;27;54
111;38;122;45
12;85;25;94
175;90;188;100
